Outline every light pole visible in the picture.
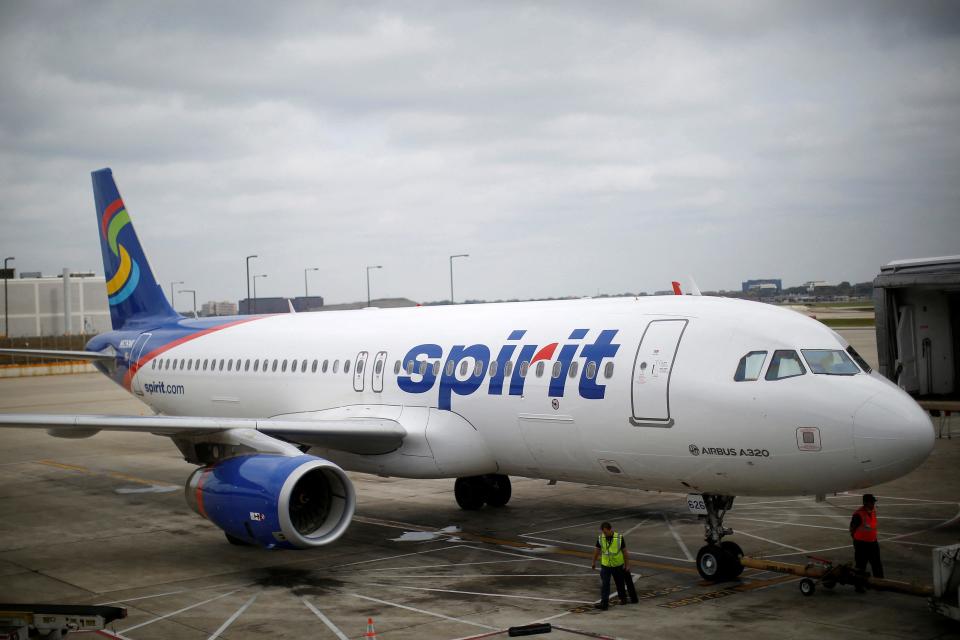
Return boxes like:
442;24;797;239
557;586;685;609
3;257;13;338
245;254;257;314
449;254;469;303
178;289;197;319
253;274;267;314
366;265;382;307
304;267;319;298
170;280;183;308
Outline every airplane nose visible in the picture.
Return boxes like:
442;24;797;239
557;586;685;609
853;390;935;480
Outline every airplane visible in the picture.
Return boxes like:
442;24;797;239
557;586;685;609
0;168;935;582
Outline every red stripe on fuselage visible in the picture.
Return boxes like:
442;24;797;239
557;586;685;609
101;198;125;239
122;317;262;390
531;342;558;363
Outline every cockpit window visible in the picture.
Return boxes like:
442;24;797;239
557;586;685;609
734;351;767;381
846;346;872;373
765;350;806;381
802;349;859;375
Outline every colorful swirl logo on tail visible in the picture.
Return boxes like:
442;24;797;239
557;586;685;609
101;198;140;306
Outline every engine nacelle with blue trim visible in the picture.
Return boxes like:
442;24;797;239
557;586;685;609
185;454;355;549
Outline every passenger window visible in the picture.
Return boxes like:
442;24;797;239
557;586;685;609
203;359;209;371
272;359;278;372
535;361;545;377
323;359;329;373
394;360;401;375
219;359;225;371
290;359;297;372
432;360;441;376
245;359;251;372
459;361;469;376
357;359;364;374
419;360;427;375
586;361;597;380
281;360;287;373
568;361;579;378
552;362;562;378
375;359;383;375
311;359;318;373
475;361;485;377
490;360;498;377
194;359;200;370
734;351;767;381
172;359;179;370
227;359;233;371
446;360;455;376
604;362;614;379
846;346;872;373
519;361;529;377
802;350;859;376
302;360;308;373
333;360;340;374
253;359;260;372
504;361;513;377
344;360;350;374
765;350;806;381
151;360;156;369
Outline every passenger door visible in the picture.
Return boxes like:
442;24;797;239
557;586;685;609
630;319;687;427
353;351;369;392
372;351;388;392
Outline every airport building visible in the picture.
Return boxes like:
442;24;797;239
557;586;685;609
741;278;782;293
0;270;110;338
238;295;325;314
200;300;238;317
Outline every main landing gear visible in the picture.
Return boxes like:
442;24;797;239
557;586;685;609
695;494;744;582
455;474;512;510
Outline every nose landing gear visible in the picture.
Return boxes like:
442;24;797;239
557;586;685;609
695;494;743;581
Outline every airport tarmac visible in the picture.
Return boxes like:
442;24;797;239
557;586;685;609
0;329;957;639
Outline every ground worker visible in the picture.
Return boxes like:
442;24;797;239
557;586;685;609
591;522;638;609
850;493;884;590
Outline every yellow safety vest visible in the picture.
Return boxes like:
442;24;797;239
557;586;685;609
598;533;624;567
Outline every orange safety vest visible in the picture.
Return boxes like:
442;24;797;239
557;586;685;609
852;506;878;542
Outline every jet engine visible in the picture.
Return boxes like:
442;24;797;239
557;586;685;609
185;454;355;549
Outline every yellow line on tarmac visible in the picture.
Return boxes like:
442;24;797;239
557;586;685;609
36;459;171;487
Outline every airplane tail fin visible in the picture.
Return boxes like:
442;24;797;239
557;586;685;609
92;168;179;330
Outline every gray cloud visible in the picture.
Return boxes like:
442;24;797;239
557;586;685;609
1;1;958;306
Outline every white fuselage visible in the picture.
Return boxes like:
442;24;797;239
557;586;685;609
130;296;934;497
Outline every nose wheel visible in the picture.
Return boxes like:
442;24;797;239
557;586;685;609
695;494;743;581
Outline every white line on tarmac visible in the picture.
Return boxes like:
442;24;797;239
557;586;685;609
477;537;692;564
620;516;653;536
330;544;465;569
765;544;852;558
120;589;240;633
207;592;258;640
96;582;249;605
358;559;532;572
350;593;498;630
520;512;647;537
370;573;595;578
734;529;806;552
460;544;589;569
662;514;694;561
728;517;849;531
302;598;350;640
367;582;594;604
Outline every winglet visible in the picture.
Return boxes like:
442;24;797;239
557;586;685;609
672;281;683;295
688;277;702;296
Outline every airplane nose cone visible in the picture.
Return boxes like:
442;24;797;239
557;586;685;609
853;390;934;481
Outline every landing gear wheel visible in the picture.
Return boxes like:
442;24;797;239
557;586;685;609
225;533;253;546
483;474;512;507
720;541;744;577
696;545;727;581
454;477;486;510
799;578;816;596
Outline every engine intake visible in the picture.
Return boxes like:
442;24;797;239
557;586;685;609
185;454;355;549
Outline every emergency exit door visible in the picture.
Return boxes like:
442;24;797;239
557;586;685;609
630;319;687;427
353;351;369;392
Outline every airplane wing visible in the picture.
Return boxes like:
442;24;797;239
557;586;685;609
0;348;115;362
0;414;406;455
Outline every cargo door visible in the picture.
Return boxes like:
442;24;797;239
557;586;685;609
630;319;687;427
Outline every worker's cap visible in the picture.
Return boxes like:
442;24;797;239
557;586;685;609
862;494;877;505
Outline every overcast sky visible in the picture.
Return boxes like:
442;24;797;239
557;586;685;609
1;1;958;305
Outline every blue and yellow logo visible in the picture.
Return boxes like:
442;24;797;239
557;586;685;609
101;198;140;306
